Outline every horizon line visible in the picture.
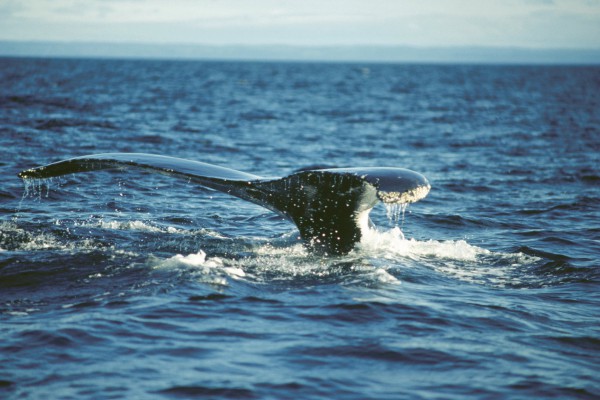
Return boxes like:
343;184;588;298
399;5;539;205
1;40;600;65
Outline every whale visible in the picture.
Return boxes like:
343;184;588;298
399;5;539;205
18;153;431;255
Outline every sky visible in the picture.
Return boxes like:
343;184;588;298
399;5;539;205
1;0;599;49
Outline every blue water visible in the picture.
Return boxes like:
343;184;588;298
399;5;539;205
1;58;599;399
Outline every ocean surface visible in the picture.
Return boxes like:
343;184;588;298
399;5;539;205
1;58;599;399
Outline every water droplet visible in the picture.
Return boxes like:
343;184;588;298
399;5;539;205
384;202;409;227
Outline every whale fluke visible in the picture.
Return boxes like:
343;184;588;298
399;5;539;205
18;153;431;255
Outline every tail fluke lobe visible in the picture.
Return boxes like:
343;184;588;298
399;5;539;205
18;153;260;181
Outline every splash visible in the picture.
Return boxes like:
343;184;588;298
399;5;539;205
145;239;403;287
107;223;541;289
359;227;481;261
1;216;550;290
357;227;551;288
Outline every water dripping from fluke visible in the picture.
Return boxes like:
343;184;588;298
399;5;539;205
22;177;53;201
384;202;409;228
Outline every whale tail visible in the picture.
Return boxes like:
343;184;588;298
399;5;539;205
18;153;431;255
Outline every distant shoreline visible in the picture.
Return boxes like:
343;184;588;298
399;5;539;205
1;40;599;65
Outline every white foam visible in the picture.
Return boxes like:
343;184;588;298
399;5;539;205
154;250;224;268
2;216;544;288
73;219;181;233
145;228;500;287
371;268;401;284
150;250;245;285
356;227;543;287
358;227;485;261
73;218;230;241
0;221;115;253
4;311;30;317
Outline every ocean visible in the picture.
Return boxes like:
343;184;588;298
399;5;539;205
1;57;599;399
